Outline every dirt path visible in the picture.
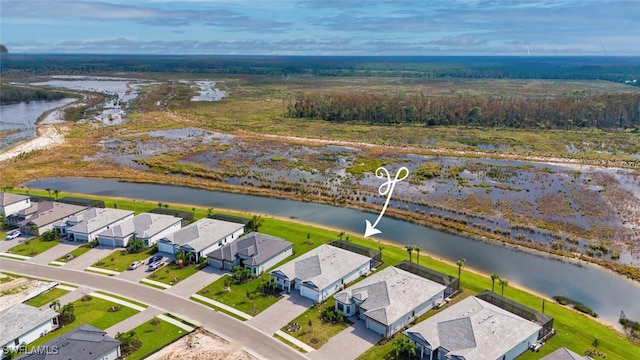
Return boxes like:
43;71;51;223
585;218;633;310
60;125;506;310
0;124;65;163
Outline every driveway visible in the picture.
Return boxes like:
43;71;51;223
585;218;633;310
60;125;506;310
309;317;381;360
104;307;163;337
247;291;314;334
29;240;79;265
63;245;117;270
5;259;309;360
0;235;33;253
165;265;224;296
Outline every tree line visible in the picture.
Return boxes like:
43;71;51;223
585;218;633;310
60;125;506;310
287;92;640;130
0;86;68;105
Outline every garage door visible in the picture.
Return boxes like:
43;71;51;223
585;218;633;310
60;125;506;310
366;318;388;336
158;242;174;254
98;237;115;247
114;239;125;248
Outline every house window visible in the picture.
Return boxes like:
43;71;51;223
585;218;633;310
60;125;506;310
346;306;350;313
337;303;344;312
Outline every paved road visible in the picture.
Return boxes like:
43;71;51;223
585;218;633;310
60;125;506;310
1;258;308;360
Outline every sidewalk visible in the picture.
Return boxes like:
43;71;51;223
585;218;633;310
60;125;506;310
165;266;223;296
157;314;197;332
191;293;253;320
89;291;147;311
140;278;172;289
275;330;316;353
104;307;163;337
63;246;116;270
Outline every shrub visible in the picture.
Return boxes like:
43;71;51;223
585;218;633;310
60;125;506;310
81;295;93;302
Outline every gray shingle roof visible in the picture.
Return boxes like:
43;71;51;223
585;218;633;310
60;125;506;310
541;347;592;360
405;296;542;360
98;213;181;239
270;244;371;291
19;201;86;228
207;232;292;267
334;266;446;326
0;304;58;346
67;208;134;234
0;192;29;206
16;324;120;360
163;218;244;253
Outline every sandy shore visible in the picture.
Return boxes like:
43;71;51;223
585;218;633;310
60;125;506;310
0;124;65;163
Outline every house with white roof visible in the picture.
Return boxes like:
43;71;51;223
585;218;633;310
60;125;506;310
0;304;58;359
334;266;447;337
157;218;245;262
96;213;182;248
269;244;372;302
404;294;549;360
207;232;293;276
0;193;31;217
7;201;87;236
65;208;134;242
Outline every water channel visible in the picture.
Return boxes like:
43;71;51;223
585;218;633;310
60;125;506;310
26;177;640;328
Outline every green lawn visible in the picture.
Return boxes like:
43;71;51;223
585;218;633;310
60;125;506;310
24;288;70;308
196;273;282;316
56;245;92;263
122;318;189;360
282;298;351;349
92;246;157;272
145;262;204;286
7;237;60;257
29;297;139;348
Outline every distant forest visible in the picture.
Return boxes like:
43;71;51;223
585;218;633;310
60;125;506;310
0;86;68;105
1;54;639;84
287;92;640;130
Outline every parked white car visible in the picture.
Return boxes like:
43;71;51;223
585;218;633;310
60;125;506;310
6;230;21;240
129;260;144;270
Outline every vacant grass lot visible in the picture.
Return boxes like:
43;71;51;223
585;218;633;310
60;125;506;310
57;245;92;262
196;274;281;316
8;238;60;257
146;262;204;286
124;318;188;360
92;246;157;272
24;287;70;308
29;297;139;348
9;189;640;359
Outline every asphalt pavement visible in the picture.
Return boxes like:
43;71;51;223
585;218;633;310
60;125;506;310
0;258;309;360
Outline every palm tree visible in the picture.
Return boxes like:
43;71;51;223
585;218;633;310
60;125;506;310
499;278;509;296
405;245;414;262
207;208;214;217
491;273;500;293
338;231;345;240
46;188;52;199
415;244;423;265
175;249;185;267
61;302;75;316
456;258;466;284
378;245;384;261
49;299;61;311
53;189;60;201
248;215;264;232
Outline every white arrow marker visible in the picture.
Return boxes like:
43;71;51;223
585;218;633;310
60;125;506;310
364;166;410;238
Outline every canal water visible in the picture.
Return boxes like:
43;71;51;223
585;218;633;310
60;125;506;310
26;177;640;327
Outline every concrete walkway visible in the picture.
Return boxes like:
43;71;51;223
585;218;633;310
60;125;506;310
191;294;253;320
85;267;120;276
140;278;172;289
248;292;314;335
29;240;78;265
157;314;196;332
64;246;116;270
275;330;316;353
104;307;163;337
309;317;381;360
89;291;147;311
165;265;224;297
0;252;31;260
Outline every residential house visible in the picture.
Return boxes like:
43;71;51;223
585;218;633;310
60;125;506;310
541;347;592;360
97;213;182;248
270;244;372;302
64;208;135;242
157;218;245;262
7;201;86;236
16;324;121;360
0;304;58;359
0;193;31;217
207;232;293;276
404;294;550;360
334;266;447;337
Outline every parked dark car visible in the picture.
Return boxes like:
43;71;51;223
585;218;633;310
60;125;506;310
148;255;163;264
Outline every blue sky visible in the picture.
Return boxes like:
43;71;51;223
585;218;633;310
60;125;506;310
1;0;638;55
